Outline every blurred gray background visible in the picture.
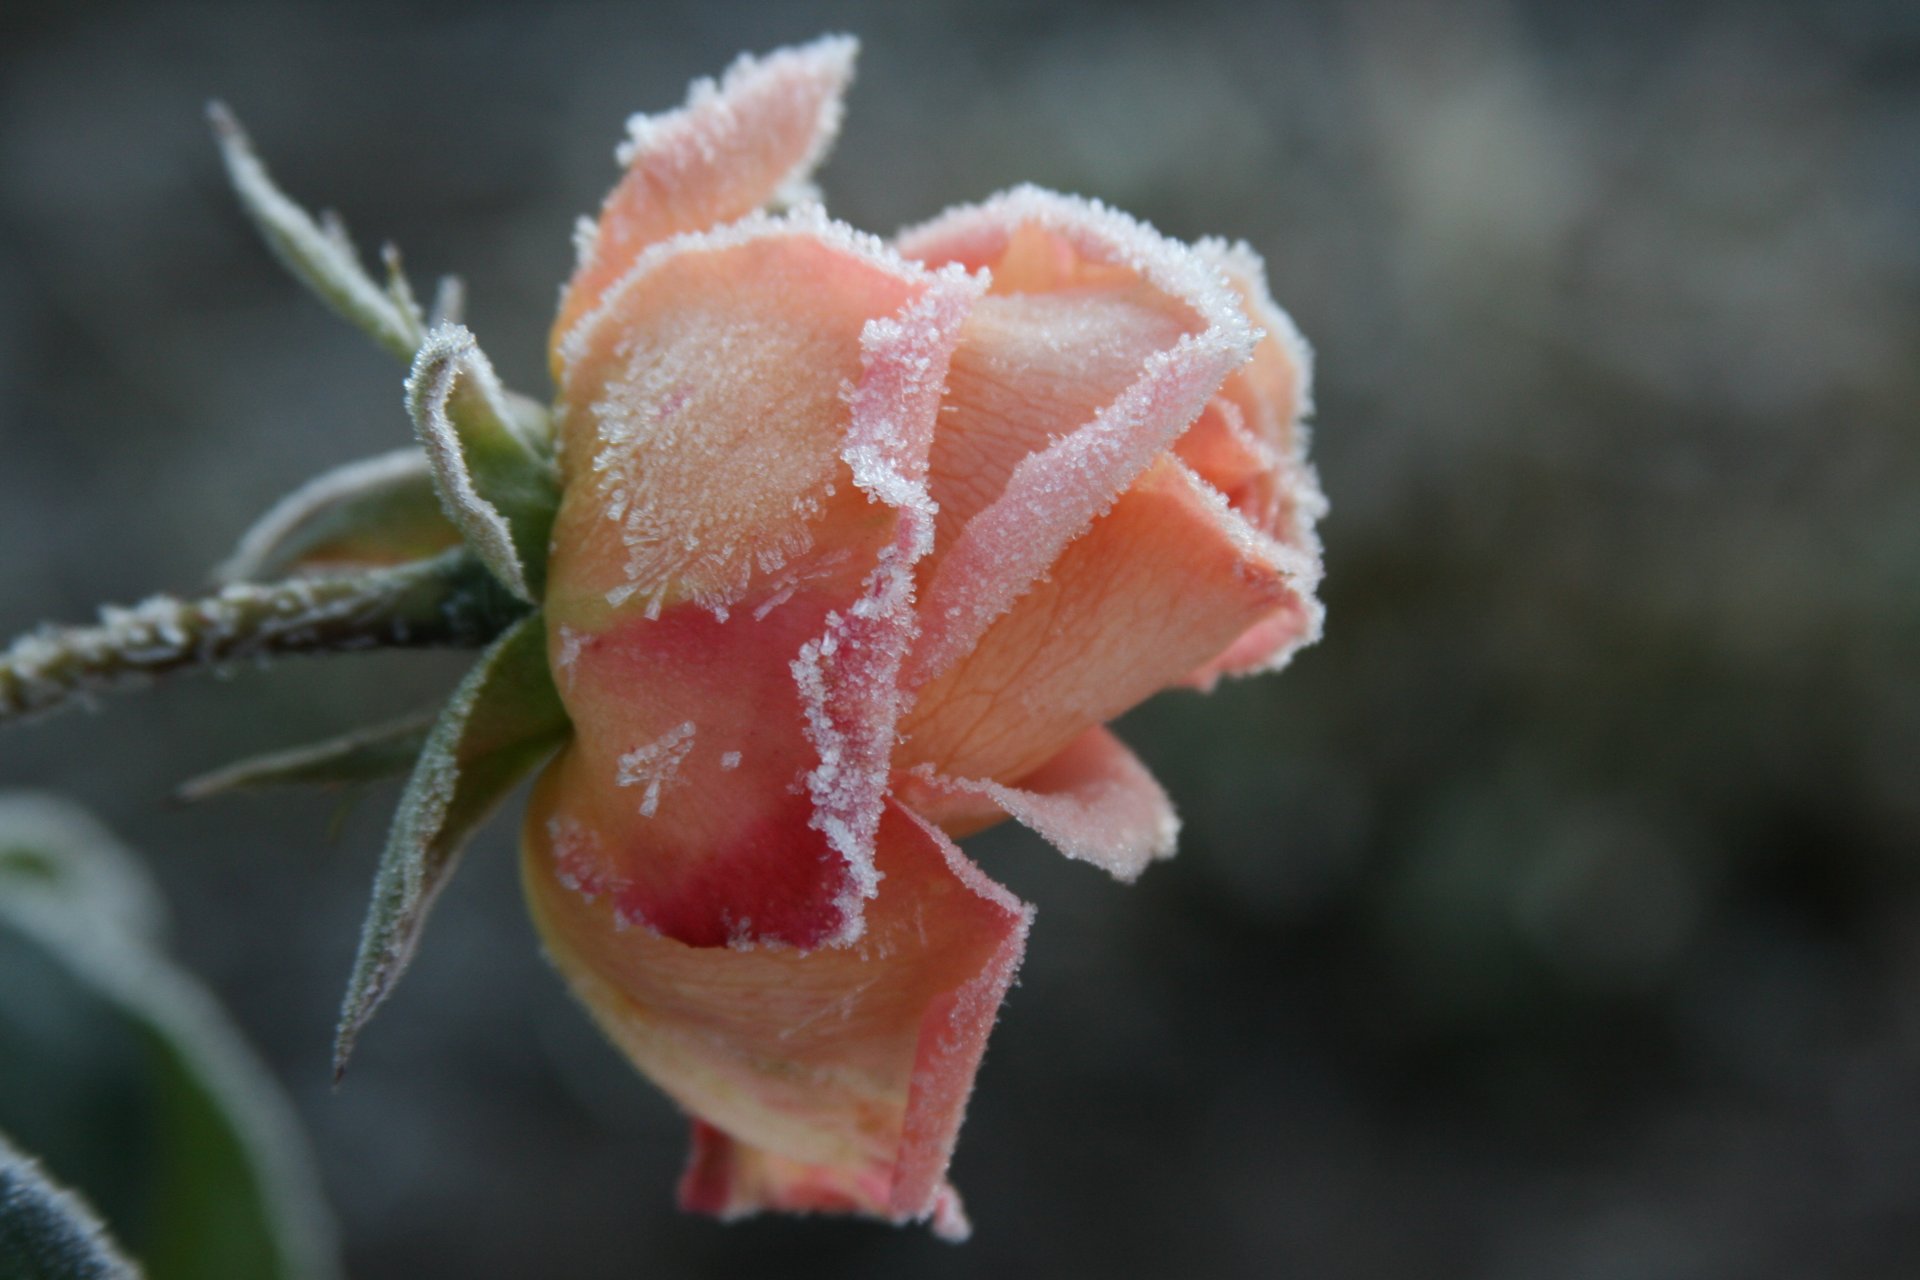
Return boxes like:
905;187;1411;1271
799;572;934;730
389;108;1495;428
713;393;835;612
3;1;1917;1276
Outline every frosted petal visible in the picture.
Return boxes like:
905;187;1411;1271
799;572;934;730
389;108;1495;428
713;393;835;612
903;726;1179;882
793;271;983;933
896;188;1258;690
552;36;858;362
551;210;930;623
900;456;1301;784
543;222;975;949
1186;239;1328;679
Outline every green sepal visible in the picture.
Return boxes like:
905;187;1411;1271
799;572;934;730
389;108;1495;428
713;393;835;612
333;612;569;1078
208;103;423;363
405;325;560;604
0;1131;141;1280
216;450;463;584
0;795;341;1280
176;714;435;802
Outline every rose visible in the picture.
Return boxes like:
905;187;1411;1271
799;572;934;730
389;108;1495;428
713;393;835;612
519;35;1324;1238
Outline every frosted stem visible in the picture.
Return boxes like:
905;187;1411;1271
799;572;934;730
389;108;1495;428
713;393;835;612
0;552;527;726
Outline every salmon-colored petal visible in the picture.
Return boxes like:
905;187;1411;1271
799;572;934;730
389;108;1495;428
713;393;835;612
901;726;1179;882
898;187;1255;563
893;191;1257;692
552;36;857;364
1185;238;1328;680
545;217;975;948
552;211;929;624
900;455;1299;784
1173;396;1278;528
1194;239;1313;460
523;792;1030;1238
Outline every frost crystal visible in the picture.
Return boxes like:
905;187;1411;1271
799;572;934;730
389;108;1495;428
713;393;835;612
616;721;697;818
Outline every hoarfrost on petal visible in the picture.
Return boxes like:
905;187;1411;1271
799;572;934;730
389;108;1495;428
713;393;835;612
617;721;697;818
791;270;980;945
906;726;1180;883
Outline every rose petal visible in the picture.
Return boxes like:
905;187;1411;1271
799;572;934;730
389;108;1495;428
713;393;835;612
895;188;1259;690
1194;239;1314;464
523;792;1030;1238
552;211;929;626
899;188;1253;558
552;36;858;363
1185;239;1329;680
1173;396;1280;529
899;455;1298;784
545;215;974;948
901;726;1179;882
793;273;981;939
923;261;1196;550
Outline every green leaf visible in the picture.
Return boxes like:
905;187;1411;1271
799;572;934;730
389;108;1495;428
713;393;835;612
207;103;424;362
0;795;341;1280
333;612;569;1077
0;1132;141;1280
216;449;464;584
405;325;559;604
176;713;434;802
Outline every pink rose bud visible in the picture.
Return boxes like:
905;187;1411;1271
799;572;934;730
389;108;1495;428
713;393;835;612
522;35;1324;1238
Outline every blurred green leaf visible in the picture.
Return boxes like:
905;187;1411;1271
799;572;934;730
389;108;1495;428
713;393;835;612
333;612;568;1076
0;795;340;1280
0;1131;141;1280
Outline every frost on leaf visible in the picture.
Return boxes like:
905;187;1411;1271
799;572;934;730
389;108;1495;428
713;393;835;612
178;712;433;801
406;325;560;603
209;102;425;362
334;614;569;1078
217;449;462;583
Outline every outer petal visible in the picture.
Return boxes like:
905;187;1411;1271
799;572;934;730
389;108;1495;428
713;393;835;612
898;455;1298;786
900;725;1180;882
552;36;858;364
1184;240;1328;682
545;213;977;948
894;187;1260;690
523;791;1030;1238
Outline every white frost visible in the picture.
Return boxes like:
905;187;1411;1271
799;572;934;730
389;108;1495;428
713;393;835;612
616;721;697;818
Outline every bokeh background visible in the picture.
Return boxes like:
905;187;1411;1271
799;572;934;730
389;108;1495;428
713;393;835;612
2;1;1917;1276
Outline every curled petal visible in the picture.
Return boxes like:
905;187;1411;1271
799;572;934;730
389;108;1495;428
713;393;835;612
1186;239;1328;681
902;725;1179;882
553;36;858;362
896;188;1259;691
1172;397;1278;531
523;792;1030;1238
900;456;1299;784
921;271;1194;550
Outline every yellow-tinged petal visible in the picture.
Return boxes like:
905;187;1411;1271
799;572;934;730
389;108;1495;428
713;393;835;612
523;791;1029;1239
